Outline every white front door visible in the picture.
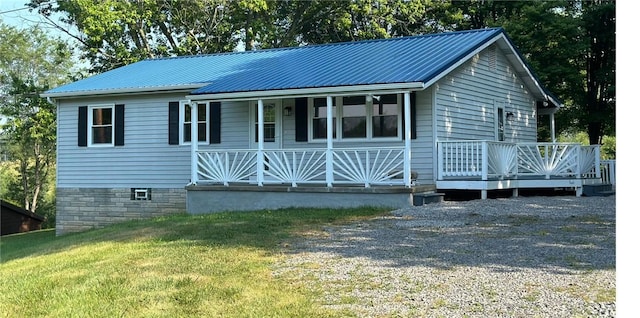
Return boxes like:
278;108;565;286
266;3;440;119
251;100;282;149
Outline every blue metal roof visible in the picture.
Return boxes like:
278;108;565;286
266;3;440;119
44;28;508;97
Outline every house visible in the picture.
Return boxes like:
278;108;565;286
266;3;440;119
42;28;602;235
1;200;44;236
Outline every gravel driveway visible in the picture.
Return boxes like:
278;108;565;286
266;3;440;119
274;195;616;318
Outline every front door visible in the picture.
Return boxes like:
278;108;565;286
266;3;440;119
251;100;282;149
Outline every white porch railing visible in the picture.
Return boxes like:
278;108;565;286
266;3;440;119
437;141;602;181
196;147;408;187
600;159;616;186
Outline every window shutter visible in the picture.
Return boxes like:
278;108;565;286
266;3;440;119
168;101;179;145
115;104;125;146
402;92;417;140
209;101;221;144
78;106;87;147
294;97;308;142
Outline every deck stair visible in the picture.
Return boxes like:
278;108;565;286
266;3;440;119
413;192;445;206
582;183;615;197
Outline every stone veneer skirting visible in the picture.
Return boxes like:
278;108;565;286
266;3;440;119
56;188;186;235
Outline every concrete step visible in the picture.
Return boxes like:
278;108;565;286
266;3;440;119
583;183;615;197
413;192;445;206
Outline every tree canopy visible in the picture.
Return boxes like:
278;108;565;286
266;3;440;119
0;22;73;220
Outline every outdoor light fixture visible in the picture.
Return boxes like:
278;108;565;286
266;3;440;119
506;112;515;121
366;94;381;103
283;106;292;116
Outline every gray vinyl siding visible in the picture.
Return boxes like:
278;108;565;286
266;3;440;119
201;100;251;150
57;93;192;188
411;89;434;184
434;44;537;143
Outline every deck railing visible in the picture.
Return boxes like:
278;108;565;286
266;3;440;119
196;147;408;187
437;141;601;181
600;159;616;186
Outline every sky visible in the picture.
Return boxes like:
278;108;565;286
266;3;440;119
1;0;636;313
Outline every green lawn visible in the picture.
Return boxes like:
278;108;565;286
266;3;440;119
0;207;389;317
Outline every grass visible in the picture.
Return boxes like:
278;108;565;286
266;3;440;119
0;207;389;318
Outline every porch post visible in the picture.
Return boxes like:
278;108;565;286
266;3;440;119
257;99;264;186
190;100;199;185
403;92;412;187
326;96;334;187
550;113;556;142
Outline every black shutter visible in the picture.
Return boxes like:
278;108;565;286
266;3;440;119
209;101;221;144
294;97;308;142
78;106;87;147
168;101;179;145
402;92;417;140
115;104;125;146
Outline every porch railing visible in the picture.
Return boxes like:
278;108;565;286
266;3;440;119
600;159;616;186
437;141;602;181
196;147;408;187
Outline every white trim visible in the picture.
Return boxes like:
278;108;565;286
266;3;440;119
179;100;209;145
187;82;425;101
87;104;115;147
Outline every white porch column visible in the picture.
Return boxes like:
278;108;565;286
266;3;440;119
403;92;412;187
550;113;556;142
325;96;334;187
190;101;199;185
257;99;265;186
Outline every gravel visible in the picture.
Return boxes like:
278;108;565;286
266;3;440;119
273;195;616;318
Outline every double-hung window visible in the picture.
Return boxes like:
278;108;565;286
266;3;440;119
180;101;209;144
309;94;401;141
312;97;336;139
88;105;114;146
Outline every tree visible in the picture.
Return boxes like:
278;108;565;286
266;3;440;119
0;22;73;216
449;0;615;145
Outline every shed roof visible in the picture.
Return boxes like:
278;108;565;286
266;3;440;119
42;28;559;105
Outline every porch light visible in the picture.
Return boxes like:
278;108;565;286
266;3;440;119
506;112;515;121
283;106;292;116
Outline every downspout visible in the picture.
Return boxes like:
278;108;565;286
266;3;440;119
550;113;556;143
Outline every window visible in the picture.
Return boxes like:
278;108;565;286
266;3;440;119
496;103;505;141
312;97;336;139
89;105;114;146
180;101;209;144
309;94;401;141
254;102;276;142
373;95;399;137
342;96;367;138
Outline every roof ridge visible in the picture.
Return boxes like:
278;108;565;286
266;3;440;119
145;27;504;62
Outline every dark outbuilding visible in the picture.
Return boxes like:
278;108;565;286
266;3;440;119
1;200;44;236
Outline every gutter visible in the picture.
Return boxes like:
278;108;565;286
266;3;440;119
40;84;208;99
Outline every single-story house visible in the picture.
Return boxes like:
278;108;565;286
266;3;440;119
1;200;45;236
42;27;603;235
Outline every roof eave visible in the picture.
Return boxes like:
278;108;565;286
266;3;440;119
40;83;209;99
186;82;427;102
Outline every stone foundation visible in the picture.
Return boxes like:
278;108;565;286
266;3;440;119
56;188;186;235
